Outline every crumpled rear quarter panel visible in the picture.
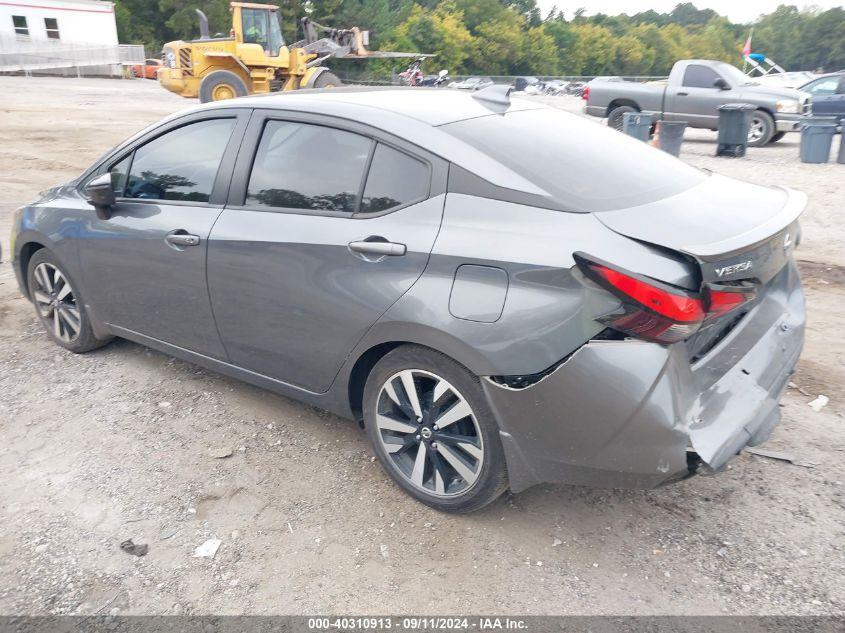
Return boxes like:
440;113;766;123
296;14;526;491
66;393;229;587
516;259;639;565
484;261;805;493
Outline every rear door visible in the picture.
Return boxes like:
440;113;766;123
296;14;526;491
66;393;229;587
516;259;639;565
665;64;729;128
77;111;248;358
207;110;448;393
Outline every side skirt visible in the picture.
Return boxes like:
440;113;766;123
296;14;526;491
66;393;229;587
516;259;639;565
106;325;352;419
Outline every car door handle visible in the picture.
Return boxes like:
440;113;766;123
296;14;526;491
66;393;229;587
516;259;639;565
165;232;200;247
348;239;406;257
677;92;689;96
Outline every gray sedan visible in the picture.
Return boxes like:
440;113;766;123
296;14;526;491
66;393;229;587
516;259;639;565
9;86;806;513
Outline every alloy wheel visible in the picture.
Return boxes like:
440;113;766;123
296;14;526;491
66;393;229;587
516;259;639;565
32;262;81;343
375;369;484;497
748;116;765;143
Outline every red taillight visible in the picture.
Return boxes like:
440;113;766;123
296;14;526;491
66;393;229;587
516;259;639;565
576;254;756;344
582;85;590;101
596;266;704;323
704;285;756;320
577;256;703;343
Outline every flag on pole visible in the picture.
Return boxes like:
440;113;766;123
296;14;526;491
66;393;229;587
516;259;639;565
742;29;753;56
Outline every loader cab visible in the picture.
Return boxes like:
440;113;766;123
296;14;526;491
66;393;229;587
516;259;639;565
232;2;284;56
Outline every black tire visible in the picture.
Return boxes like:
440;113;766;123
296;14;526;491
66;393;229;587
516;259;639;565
770;131;787;143
198;70;249;103
363;344;508;513
27;250;112;354
607;104;637;131
312;71;342;89
748;109;775;147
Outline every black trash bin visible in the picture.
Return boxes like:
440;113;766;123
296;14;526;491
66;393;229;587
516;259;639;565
656;120;687;157
717;103;755;157
622;111;654;142
800;118;838;164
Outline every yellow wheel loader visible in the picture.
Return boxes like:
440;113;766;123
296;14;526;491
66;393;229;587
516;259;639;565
158;2;430;103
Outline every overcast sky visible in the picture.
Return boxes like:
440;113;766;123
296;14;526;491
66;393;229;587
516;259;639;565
535;1;844;24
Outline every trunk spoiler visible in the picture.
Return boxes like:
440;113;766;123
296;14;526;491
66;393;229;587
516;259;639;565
678;187;807;259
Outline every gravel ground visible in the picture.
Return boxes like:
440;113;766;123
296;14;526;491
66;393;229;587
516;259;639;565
0;76;843;616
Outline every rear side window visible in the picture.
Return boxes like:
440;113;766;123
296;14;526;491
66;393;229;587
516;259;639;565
442;108;706;213
124;118;236;202
246;121;371;213
682;65;721;89
361;144;429;213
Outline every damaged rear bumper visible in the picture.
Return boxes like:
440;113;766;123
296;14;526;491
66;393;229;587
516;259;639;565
482;261;805;493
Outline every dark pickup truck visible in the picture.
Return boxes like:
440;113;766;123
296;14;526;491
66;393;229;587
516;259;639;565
584;59;812;146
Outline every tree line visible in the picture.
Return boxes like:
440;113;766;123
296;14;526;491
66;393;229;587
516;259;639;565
115;1;845;78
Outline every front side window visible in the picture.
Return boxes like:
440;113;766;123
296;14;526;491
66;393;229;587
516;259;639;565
12;15;28;37
246;121;371;213
44;17;59;39
683;65;721;89
123;118;236;202
804;77;840;95
361;144;429;213
109;155;131;195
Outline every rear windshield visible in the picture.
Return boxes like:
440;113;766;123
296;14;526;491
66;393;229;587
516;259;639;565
441;108;706;213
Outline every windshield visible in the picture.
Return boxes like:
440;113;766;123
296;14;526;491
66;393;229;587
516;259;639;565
713;61;758;86
441;108;706;213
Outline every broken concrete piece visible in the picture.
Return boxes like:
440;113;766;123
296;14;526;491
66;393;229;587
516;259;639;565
808;395;829;412
193;538;222;558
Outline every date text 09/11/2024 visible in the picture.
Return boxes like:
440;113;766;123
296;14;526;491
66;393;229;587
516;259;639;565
306;617;528;630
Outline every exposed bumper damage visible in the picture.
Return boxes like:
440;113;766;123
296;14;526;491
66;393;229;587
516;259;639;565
482;261;805;493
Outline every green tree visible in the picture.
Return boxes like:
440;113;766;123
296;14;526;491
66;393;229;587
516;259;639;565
570;23;618;75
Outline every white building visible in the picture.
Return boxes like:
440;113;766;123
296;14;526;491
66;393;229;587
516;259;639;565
0;0;142;75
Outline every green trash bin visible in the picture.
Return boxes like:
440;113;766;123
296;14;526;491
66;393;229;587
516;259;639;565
800;118;838;164
717;103;755;157
657;120;687;157
622;111;654;142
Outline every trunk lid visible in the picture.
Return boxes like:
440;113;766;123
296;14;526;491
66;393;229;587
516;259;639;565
594;174;805;286
594;174;805;364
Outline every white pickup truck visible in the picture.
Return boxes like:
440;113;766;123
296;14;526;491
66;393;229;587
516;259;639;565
583;59;811;146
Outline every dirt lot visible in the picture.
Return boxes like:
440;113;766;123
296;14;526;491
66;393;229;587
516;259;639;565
0;76;843;616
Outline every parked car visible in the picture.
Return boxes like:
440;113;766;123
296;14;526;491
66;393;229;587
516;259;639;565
542;79;569;95
583;59;811;146
449;76;494;91
129;58;163;80
799;72;845;123
565;81;586;96
513;76;539;92
9;87;806;513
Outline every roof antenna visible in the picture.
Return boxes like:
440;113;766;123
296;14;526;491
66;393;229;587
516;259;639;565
472;84;512;106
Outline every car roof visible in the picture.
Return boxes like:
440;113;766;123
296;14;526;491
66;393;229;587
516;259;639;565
226;86;541;126
126;87;553;198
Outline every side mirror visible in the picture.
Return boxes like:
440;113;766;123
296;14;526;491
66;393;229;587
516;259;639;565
713;77;730;90
439;69;448;77
85;173;116;220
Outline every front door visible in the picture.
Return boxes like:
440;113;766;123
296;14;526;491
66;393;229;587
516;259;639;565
77;113;247;359
805;75;845;119
665;64;727;128
207;113;446;393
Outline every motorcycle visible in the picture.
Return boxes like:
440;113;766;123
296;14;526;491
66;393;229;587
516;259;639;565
419;69;450;87
398;58;424;86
